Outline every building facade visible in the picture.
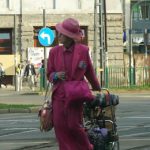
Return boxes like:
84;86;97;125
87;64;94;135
123;0;150;55
120;0;150;86
0;0;123;85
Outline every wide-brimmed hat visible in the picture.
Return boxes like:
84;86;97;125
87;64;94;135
56;18;82;40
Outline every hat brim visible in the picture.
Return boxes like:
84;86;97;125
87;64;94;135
56;23;81;41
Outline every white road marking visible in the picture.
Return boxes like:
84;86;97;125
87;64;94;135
120;138;150;141
0;129;38;138
0;141;49;144
2;127;38;130
0;119;38;122
118;127;136;132
123;116;150;119
0;115;36;120
119;131;150;138
120;95;150;98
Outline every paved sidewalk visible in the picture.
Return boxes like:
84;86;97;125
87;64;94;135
0;85;45;113
0;85;150;108
0;85;42;100
0;85;150;102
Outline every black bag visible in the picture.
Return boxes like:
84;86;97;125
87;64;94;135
87;127;108;150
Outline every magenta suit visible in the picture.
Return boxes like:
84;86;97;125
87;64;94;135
47;43;100;150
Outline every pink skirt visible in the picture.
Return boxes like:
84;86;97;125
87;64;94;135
52;97;93;150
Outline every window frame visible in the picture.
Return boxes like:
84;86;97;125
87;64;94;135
0;29;12;54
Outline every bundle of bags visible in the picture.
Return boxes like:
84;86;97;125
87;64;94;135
90;93;119;108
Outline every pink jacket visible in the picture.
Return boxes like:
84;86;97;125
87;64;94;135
47;43;100;92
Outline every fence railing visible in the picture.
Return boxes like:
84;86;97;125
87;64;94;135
39;67;150;89
104;66;150;88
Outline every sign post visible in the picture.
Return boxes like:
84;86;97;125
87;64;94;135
38;9;55;89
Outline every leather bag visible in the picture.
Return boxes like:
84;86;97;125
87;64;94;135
38;83;53;132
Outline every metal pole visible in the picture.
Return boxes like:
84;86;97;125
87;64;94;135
43;9;47;89
103;0;109;88
144;28;148;59
14;14;17;91
129;2;134;86
93;0;97;73
104;0;107;53
20;0;23;61
53;0;56;9
99;0;104;87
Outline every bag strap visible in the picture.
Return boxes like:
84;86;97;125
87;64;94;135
44;82;52;102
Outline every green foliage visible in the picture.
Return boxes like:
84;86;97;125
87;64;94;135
0;103;38;109
109;85;150;90
108;85;150;93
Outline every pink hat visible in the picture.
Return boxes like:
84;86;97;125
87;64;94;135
56;18;82;40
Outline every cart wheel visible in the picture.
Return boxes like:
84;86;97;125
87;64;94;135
108;141;120;150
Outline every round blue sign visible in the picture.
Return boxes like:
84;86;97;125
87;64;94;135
38;27;55;46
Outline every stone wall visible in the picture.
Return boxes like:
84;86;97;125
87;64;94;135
124;54;150;67
107;14;123;66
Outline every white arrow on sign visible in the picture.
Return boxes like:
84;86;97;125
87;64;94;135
40;32;51;44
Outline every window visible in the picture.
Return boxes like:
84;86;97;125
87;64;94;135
132;5;140;20
80;27;88;45
140;4;149;20
132;1;150;20
0;29;12;54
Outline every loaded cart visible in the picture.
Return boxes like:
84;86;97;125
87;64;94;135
83;88;119;150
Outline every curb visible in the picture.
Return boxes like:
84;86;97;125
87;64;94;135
0;107;40;114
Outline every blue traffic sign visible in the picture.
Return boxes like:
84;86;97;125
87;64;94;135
38;27;55;46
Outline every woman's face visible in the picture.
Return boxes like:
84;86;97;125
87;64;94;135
58;32;74;48
58;33;68;44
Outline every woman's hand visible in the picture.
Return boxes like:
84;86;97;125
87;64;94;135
55;72;66;80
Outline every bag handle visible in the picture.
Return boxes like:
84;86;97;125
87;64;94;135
44;82;52;102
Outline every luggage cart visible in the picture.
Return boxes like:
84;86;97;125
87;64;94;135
83;88;120;150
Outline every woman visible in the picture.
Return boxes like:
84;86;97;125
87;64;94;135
16;64;24;91
24;60;36;91
0;63;6;88
47;18;101;150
